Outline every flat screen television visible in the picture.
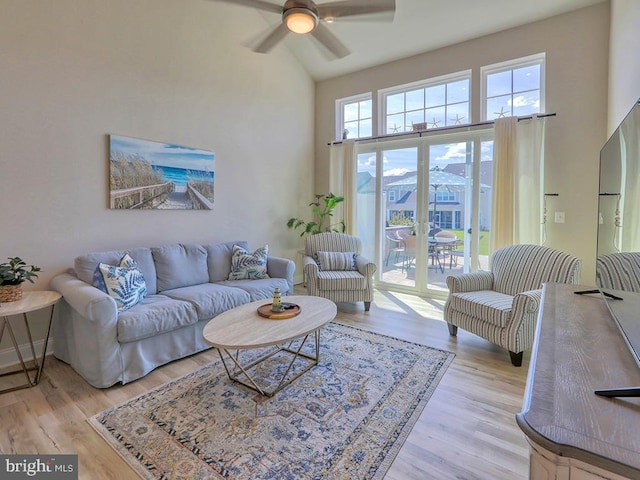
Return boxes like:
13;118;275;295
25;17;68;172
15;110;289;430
587;98;640;397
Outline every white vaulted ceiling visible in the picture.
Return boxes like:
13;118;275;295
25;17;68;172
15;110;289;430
224;0;606;81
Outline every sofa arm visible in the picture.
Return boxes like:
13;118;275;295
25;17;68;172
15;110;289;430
267;256;296;294
355;254;377;277
50;272;118;323
50;272;123;388
446;271;494;293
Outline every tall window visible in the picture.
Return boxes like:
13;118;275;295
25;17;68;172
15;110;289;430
336;93;372;140
482;53;545;120
379;71;471;135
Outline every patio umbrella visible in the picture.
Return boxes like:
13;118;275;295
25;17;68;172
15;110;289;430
387;167;471;227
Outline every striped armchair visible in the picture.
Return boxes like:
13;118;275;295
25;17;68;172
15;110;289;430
596;252;640;292
303;232;377;311
444;244;582;366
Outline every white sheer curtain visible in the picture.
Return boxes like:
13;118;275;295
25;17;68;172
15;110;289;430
329;140;357;234
490;115;547;252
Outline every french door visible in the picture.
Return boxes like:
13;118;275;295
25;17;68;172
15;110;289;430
356;129;494;297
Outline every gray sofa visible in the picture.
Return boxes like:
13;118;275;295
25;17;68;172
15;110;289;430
50;241;295;388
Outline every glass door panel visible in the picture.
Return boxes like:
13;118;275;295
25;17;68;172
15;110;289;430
356;129;494;298
424;135;493;293
377;147;421;291
426;141;471;292
478;141;494;271
356;151;377;261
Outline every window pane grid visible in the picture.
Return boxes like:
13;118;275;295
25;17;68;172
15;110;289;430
341;97;373;139
384;77;470;134
483;55;544;120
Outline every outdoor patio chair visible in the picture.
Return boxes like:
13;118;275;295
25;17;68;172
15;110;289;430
444;244;582;366
401;235;417;272
433;230;458;269
385;231;404;266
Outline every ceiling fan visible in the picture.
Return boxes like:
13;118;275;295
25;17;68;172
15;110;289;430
209;0;396;59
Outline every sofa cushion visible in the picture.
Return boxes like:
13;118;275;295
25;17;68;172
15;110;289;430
447;290;514;328
94;254;147;312
317;271;366;291
228;244;270;280
316;251;356;271
152;243;209;292
205;241;249;283
217;278;290;302
75;247;157;294
161;283;251;321
117;294;199;343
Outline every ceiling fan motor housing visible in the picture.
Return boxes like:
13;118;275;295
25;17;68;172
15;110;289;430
283;0;318;14
283;0;319;33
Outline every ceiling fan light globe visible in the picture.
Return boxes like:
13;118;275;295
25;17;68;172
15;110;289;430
284;8;318;34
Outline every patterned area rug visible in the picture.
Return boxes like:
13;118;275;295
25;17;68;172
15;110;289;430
89;322;454;480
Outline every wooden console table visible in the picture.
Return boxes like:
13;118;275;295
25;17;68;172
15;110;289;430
517;282;640;480
0;290;61;394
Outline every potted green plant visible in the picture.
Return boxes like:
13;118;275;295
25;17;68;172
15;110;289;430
0;257;41;302
287;193;346;236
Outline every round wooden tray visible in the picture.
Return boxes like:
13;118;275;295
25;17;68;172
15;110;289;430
256;303;301;320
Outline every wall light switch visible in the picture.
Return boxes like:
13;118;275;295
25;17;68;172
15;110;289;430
554;211;565;223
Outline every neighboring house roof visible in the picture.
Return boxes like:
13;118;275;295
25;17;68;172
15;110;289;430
356;171;375;193
444;161;493;189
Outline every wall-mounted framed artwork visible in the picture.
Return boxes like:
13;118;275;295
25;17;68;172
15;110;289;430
109;135;215;210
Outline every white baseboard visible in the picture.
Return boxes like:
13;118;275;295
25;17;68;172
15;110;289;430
0;338;55;370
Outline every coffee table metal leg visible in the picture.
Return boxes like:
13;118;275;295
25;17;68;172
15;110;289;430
217;329;321;397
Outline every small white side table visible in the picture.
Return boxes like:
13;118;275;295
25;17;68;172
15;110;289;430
0;290;62;394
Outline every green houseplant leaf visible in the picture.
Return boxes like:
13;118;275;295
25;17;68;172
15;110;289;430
287;193;346;237
0;257;41;286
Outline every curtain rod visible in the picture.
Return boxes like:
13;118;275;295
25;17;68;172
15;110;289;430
328;112;557;146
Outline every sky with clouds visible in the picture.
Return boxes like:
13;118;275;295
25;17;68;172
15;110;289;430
357;141;494;177
110;135;215;173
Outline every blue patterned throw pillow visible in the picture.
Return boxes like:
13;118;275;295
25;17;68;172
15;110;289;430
228;244;270;280
93;254;147;312
316;251;356;271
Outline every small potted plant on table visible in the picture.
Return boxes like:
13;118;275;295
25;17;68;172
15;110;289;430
0;257;41;303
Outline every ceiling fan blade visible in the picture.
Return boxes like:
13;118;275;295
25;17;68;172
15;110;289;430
207;0;282;15
310;23;350;59
316;0;395;22
253;23;290;53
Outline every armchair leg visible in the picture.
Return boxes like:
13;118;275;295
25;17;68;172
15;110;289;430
447;323;458;336
509;351;523;367
364;301;371;311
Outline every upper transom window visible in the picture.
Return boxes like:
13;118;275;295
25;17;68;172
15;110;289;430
379;71;471;135
336;93;373;140
482;53;545;120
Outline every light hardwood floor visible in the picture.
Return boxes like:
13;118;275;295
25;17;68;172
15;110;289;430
0;288;531;480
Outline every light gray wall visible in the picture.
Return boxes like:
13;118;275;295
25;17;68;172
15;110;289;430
0;0;315;285
0;0;315;349
315;3;610;283
608;0;640;132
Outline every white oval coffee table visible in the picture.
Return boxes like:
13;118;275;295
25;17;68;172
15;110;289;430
203;295;337;396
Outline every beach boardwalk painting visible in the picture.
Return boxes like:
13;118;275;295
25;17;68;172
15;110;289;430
109;135;215;210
